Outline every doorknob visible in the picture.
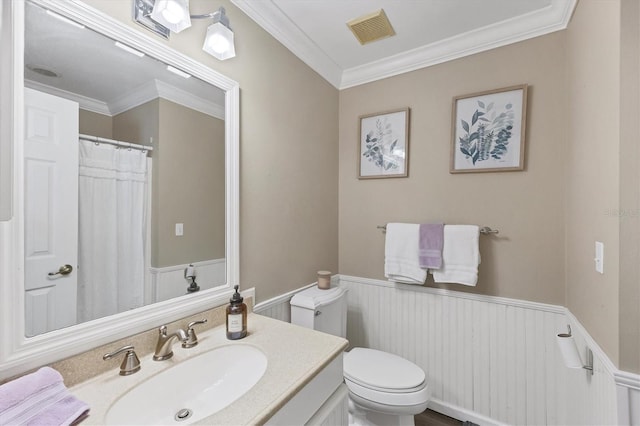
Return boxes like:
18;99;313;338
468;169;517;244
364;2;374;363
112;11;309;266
48;264;73;277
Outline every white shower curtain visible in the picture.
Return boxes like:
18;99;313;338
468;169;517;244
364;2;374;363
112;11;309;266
77;139;148;323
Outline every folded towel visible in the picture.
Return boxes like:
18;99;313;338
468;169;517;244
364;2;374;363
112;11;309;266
418;223;444;269
432;225;480;286
0;367;89;426
384;223;427;285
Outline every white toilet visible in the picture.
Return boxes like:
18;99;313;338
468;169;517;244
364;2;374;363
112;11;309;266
290;286;430;426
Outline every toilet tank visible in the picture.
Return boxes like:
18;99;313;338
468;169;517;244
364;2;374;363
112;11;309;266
290;286;347;338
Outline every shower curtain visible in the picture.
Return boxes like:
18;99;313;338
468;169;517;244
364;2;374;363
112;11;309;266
77;139;148;323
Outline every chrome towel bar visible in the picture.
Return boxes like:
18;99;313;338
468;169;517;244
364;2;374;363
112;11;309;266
376;225;499;234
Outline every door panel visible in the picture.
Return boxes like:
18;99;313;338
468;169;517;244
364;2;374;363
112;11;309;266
24;88;79;334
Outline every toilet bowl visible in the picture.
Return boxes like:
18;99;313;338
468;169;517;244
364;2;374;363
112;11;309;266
290;286;430;426
344;347;430;425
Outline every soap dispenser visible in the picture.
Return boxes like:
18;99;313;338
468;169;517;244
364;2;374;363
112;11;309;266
226;285;247;340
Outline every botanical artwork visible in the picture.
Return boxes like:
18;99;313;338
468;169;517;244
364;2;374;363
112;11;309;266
359;108;409;179
451;85;527;173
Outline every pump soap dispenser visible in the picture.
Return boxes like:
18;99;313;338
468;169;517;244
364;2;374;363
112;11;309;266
226;285;247;340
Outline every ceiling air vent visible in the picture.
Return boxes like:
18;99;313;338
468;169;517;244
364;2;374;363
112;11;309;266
347;9;396;45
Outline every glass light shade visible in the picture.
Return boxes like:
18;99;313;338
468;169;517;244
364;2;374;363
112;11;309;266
203;22;236;60
150;0;191;33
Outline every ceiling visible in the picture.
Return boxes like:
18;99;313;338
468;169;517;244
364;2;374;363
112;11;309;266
24;2;225;118
231;0;577;89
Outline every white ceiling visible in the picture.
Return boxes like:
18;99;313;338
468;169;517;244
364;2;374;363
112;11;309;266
231;0;577;89
25;2;225;118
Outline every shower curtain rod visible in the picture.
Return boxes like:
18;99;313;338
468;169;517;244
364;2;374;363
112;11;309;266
79;134;154;152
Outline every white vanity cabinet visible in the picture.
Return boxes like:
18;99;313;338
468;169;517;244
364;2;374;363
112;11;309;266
266;354;348;425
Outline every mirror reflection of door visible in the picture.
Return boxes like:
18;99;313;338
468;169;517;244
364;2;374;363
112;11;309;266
24;88;79;336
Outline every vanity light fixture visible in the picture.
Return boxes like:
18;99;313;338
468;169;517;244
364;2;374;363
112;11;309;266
150;0;191;33
134;0;236;61
202;8;236;61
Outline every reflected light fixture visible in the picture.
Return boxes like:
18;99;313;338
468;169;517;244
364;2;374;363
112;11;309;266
134;0;236;60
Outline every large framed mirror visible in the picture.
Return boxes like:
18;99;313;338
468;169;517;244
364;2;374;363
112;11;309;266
0;0;239;380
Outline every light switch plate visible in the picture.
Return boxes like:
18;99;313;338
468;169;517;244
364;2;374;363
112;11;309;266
595;241;604;274
175;223;184;236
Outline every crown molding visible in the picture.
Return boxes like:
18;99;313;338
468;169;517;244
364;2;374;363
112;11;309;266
24;78;224;120
231;0;343;88
154;80;225;120
106;79;225;119
24;79;111;115
232;0;577;90
107;79;157;116
341;0;577;89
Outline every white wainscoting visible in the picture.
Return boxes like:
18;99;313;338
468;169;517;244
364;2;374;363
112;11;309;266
149;258;225;303
254;275;640;425
340;275;621;426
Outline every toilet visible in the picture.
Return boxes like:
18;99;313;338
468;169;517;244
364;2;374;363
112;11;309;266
290;286;430;426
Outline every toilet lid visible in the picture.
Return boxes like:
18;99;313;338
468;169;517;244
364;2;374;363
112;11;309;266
343;348;425;392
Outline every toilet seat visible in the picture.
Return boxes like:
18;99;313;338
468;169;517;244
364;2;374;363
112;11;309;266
343;348;429;408
344;348;426;392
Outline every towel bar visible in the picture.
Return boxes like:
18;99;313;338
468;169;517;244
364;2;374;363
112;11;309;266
377;225;499;234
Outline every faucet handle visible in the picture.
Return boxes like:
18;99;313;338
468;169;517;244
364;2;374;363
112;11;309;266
183;319;208;348
103;345;141;376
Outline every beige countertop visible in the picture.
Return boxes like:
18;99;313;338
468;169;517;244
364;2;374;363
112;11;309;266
71;313;348;425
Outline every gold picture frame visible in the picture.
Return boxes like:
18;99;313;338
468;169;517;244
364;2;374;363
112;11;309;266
451;84;527;173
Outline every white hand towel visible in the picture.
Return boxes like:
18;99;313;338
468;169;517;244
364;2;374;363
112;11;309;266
384;223;427;285
432;225;480;286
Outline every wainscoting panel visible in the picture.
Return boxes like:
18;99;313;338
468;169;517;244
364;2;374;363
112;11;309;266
256;298;291;322
339;275;619;426
252;275;624;425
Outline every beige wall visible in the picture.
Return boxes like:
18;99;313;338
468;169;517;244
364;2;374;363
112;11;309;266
618;0;640;374
339;32;567;305
82;0;340;302
112;99;224;268
79;109;112;138
565;0;622;368
154;99;225;267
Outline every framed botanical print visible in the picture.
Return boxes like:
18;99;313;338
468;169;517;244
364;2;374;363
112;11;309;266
451;85;527;173
358;108;409;179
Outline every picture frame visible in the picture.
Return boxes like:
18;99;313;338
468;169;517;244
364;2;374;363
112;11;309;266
358;108;410;179
451;84;527;173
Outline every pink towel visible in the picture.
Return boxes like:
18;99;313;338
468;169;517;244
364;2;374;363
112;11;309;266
419;223;444;269
0;367;89;426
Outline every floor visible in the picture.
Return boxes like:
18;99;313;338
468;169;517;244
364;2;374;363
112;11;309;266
414;409;462;426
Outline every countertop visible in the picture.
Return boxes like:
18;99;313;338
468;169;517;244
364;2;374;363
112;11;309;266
71;313;348;425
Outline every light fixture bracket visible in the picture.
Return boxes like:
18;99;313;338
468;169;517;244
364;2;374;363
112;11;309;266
133;0;170;39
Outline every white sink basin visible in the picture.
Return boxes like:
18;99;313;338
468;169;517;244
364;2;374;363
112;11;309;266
105;345;268;425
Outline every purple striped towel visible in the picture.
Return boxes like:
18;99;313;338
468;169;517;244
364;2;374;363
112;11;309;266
419;223;444;269
0;367;89;426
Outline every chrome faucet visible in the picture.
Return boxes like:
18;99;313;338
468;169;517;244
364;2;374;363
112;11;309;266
153;325;188;361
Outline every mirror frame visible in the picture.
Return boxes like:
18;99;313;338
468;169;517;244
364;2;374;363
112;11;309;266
0;0;239;380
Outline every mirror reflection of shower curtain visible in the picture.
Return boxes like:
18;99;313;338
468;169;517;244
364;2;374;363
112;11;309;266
77;139;148;323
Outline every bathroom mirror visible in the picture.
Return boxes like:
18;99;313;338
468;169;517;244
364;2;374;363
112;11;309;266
0;0;239;379
23;1;228;336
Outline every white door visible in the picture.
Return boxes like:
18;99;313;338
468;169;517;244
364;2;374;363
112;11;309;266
23;88;79;336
